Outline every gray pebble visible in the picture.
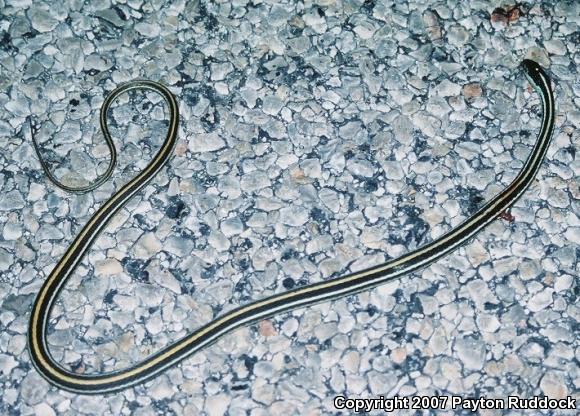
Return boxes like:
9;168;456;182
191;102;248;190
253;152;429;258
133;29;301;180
262;95;283;115
165;235;195;257
221;217;244;236
20;372;49;406
279;206;308;227
0;190;25;211
0;248;12;272
527;289;554;313
454;337;486;371
28;8;59;32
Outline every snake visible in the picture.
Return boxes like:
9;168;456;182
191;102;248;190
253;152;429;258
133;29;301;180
28;59;555;394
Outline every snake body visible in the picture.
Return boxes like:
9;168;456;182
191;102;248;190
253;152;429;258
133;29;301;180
28;60;554;393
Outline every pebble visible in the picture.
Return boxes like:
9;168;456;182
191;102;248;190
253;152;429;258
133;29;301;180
164;235;195;256
347;159;375;177
546;189;570;208
0;354;18;376
135;22;161;38
262;95;283;115
0;190;25;211
192;132;226;152
368;371;396;395
2;293;34;315
554;274;573;292
543;40;567;56
34;403;57;416
462;83;482;99
476;313;501;333
447;25;470;46
95;258;123;276
466;280;498;310
133;232;162;258
259;320;277;337
353;22;376;40
37;224;64;240
422;10;442;41
539;371;568;399
3;221;22;240
151;377;174;400
433;80;461;97
390;347;407;364
208;230;231;251
527;289;554;312
382;161;404;180
93;9;125;28
240;171;270;192
20;373;49;406
454;337;486;371
279;206;308;227
153;269;182;294
210;62;233;81
303;12;327;34
0;248;12;272
72;396;105;415
28;8;59;32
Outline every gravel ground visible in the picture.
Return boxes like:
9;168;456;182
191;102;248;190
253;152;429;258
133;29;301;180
0;1;578;415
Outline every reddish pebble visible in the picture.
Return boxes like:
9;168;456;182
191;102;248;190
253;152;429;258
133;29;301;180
174;142;187;156
491;5;522;26
499;211;515;222
463;83;482;99
259;320;277;337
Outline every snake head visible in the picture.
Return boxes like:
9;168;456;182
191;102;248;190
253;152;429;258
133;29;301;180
521;59;547;88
